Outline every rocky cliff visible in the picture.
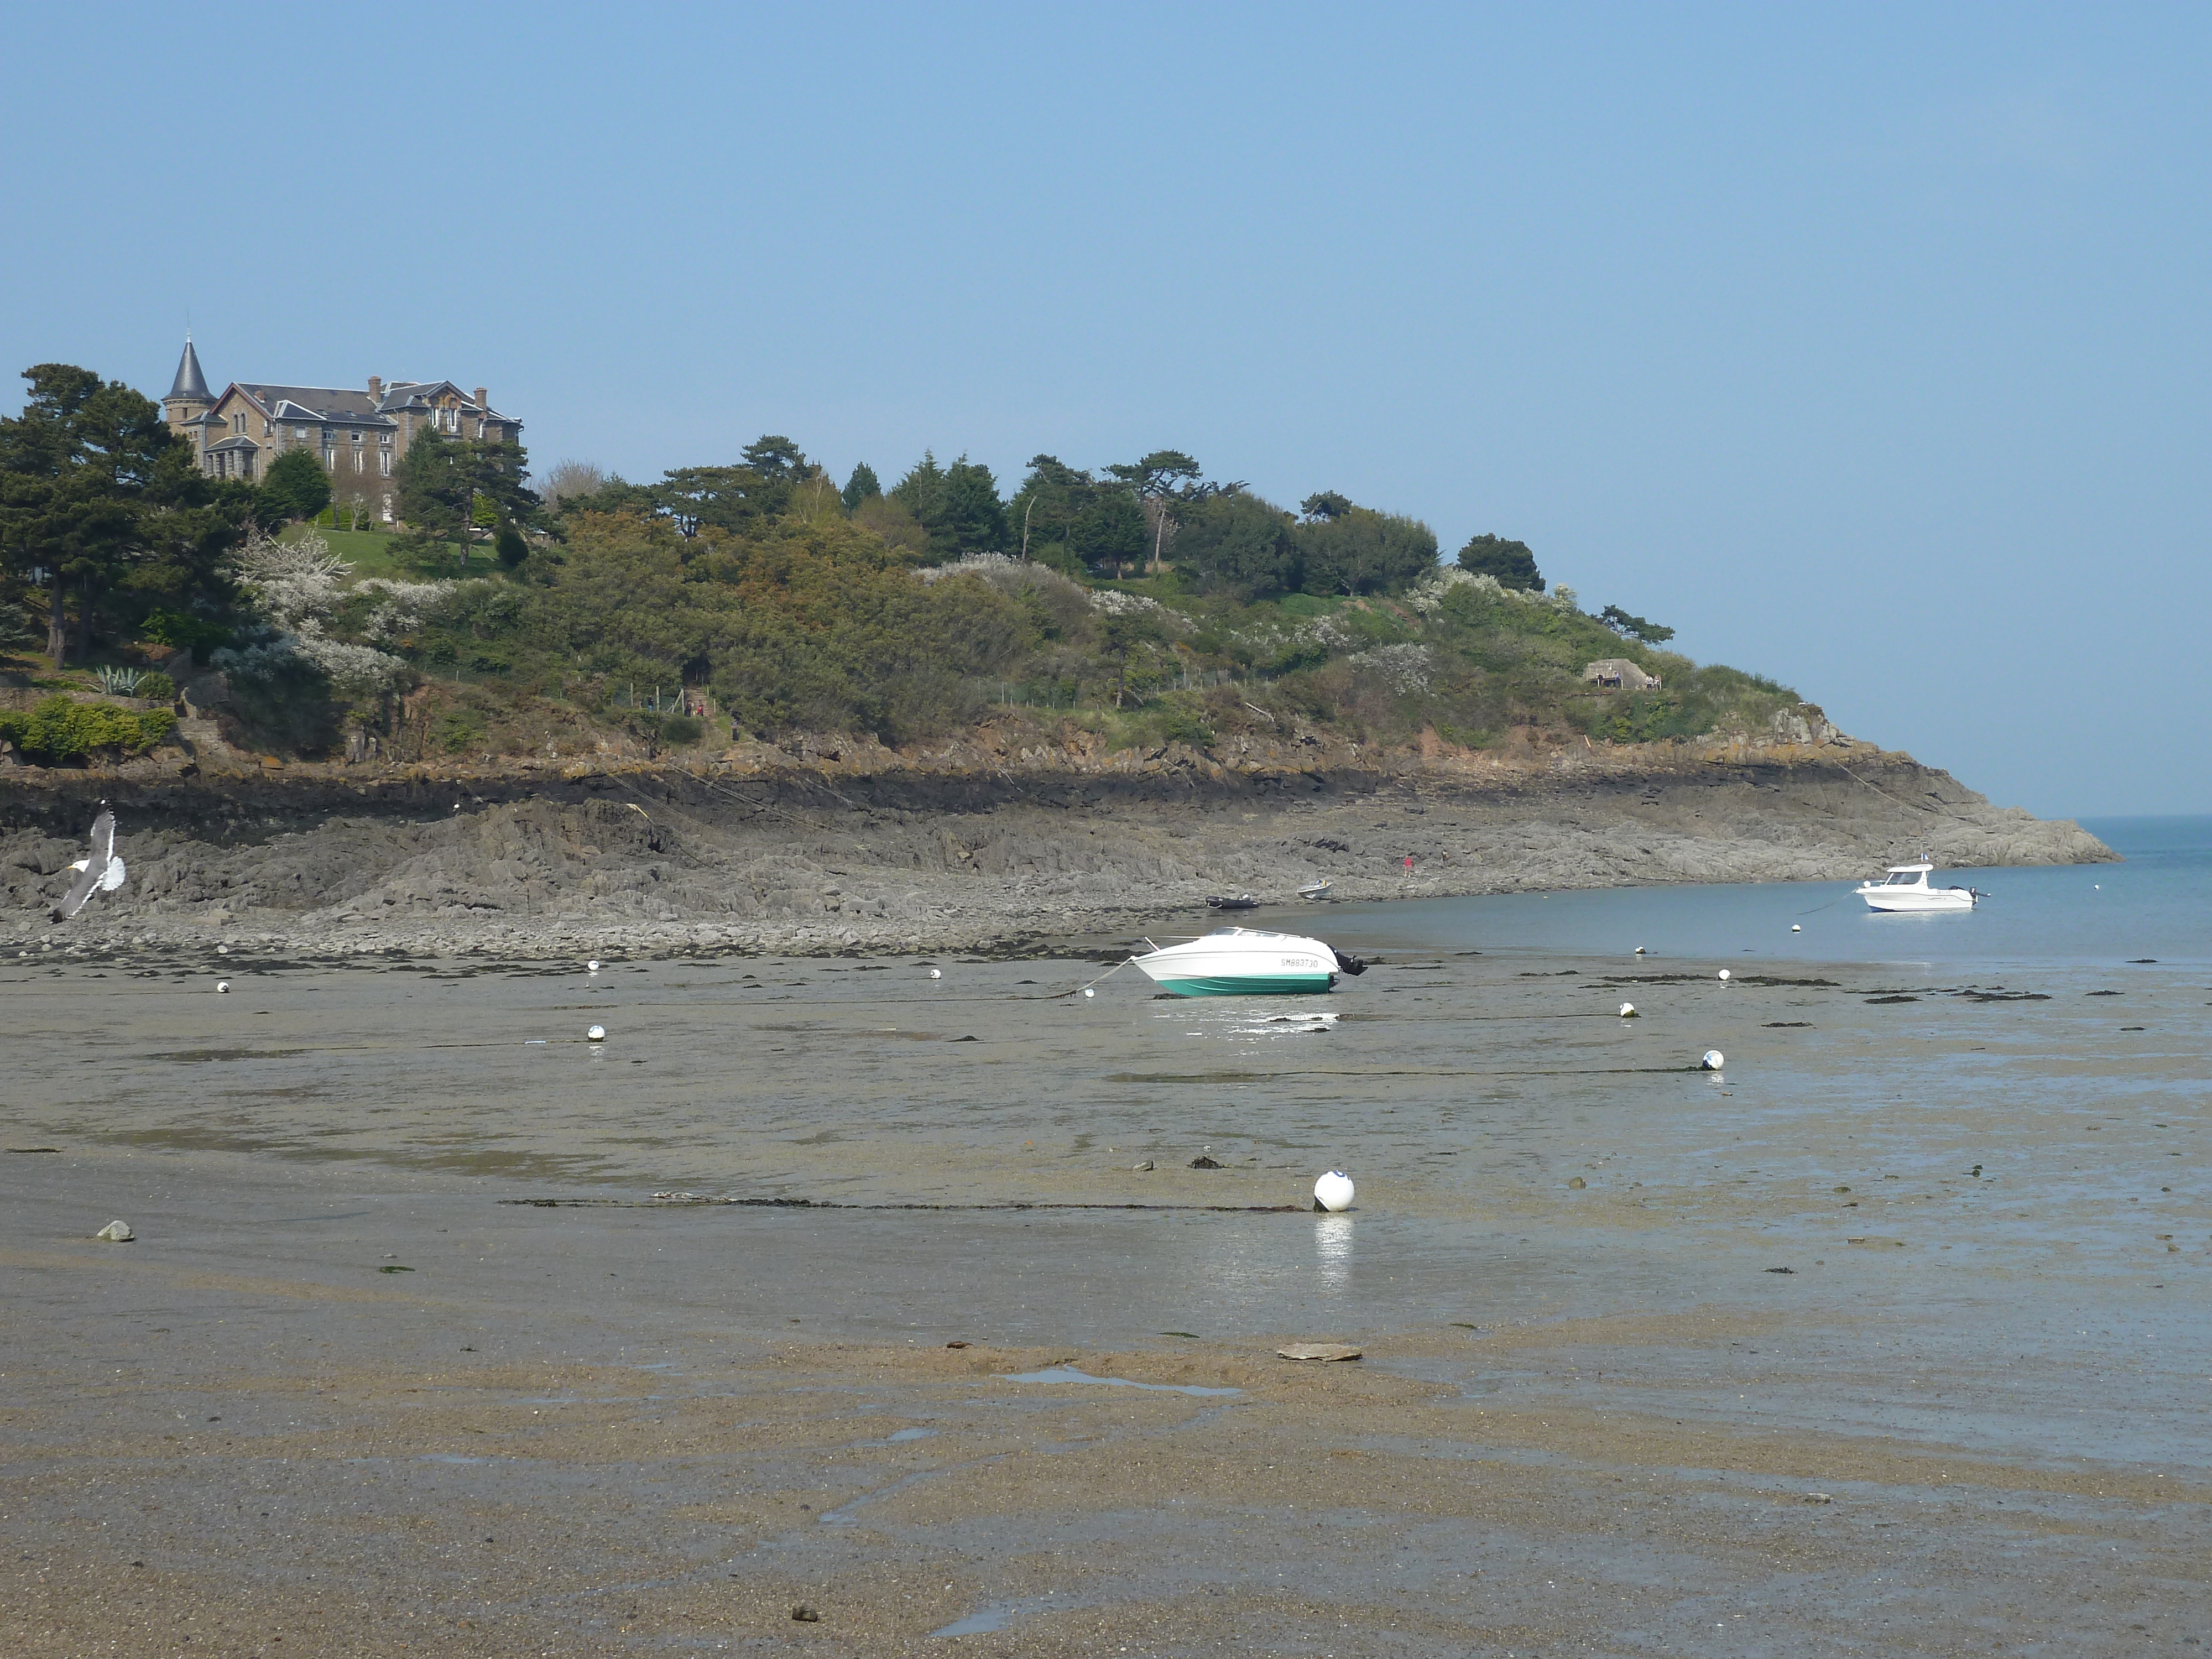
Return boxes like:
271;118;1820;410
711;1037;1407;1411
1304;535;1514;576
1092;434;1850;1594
0;712;2112;956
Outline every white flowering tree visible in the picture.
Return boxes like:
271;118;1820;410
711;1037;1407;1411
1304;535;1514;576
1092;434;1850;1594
215;528;412;700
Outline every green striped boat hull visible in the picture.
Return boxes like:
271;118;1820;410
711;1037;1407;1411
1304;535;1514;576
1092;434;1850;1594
1152;973;1336;997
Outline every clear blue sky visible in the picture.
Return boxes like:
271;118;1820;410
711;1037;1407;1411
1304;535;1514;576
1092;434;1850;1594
5;5;2206;817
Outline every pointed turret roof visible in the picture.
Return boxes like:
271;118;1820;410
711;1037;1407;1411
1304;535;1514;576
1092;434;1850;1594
167;337;210;403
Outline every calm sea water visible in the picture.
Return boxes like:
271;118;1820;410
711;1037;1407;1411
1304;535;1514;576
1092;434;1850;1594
1310;814;2212;969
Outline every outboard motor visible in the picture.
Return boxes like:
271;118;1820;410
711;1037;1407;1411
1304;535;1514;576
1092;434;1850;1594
1332;948;1368;977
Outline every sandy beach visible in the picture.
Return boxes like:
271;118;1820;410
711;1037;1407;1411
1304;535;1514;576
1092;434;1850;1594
3;939;2205;1655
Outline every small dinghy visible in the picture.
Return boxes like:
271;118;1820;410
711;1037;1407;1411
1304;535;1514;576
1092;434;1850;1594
1856;862;1981;912
1297;879;1334;901
1206;893;1260;910
1133;926;1365;996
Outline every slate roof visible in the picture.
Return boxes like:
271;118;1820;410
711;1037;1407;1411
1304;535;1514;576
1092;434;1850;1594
378;380;517;425
234;384;389;424
167;338;211;402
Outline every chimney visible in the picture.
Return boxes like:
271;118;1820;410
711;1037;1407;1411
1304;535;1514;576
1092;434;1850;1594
367;375;384;402
473;386;488;411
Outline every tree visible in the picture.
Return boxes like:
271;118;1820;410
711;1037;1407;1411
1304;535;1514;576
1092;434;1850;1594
1007;456;1095;561
1457;533;1544;592
841;462;881;511
397;429;538;562
740;435;807;481
255;447;332;525
0;363;243;666
1102;451;1234;573
1296;502;1439;596
1068;490;1146;577
1171;489;1301;597
1599;604;1674;644
938;457;1007;557
891;452;1006;561
1096;609;1164;707
554;472;659;520
1300;491;1352;522
890;451;947;529
536;459;607;510
1104;450;1201;500
654;465;784;536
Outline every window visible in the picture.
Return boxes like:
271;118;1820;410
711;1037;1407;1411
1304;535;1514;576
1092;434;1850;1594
380;451;393;477
323;448;336;470
354;449;364;473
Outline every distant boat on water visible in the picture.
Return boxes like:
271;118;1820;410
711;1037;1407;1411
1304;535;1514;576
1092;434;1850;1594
1206;893;1259;910
1857;863;1981;912
1297;879;1334;901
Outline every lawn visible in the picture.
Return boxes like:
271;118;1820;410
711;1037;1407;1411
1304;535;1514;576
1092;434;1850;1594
279;525;465;581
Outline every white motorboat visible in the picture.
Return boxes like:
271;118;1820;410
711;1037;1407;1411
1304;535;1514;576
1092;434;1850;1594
1297;879;1334;901
1856;863;1980;912
1131;926;1365;996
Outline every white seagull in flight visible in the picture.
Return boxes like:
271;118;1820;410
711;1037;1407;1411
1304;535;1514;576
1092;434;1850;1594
54;801;126;921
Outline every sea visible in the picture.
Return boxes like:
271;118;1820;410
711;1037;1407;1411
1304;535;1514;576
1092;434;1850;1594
1314;815;2212;970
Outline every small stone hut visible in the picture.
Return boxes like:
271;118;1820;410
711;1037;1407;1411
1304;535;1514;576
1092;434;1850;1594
1583;658;1660;691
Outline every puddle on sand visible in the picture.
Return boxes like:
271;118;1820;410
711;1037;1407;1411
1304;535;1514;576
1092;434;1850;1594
930;1605;1012;1637
998;1365;1239;1397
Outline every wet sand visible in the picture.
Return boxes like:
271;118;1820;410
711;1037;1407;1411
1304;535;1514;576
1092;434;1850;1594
3;947;2207;1654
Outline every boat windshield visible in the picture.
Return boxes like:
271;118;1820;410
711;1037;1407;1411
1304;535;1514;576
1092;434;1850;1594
1886;870;1923;885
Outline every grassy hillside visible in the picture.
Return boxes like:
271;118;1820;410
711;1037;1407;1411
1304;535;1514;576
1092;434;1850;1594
182;505;1802;765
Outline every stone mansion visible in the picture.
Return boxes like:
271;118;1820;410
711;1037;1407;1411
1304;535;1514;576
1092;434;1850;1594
160;337;522;522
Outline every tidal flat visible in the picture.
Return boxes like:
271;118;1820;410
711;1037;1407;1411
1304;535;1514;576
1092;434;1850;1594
3;945;2206;1655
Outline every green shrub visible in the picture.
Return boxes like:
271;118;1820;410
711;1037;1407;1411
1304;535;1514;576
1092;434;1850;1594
435;708;488;752
134;671;176;703
1262;640;1328;677
1154;700;1215;748
658;712;703;746
0;696;175;764
143;609;231;655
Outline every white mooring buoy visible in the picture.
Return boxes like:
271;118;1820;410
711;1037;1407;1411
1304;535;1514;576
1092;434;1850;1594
1718;969;1731;982
1313;1170;1355;1213
1791;924;1802;932
1701;1049;1725;1071
928;968;942;979
587;959;601;972
216;980;230;994
587;1025;606;1042
1082;987;1095;998
1619;1001;1637;1018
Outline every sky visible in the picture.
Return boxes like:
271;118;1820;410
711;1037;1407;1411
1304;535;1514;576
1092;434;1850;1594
3;4;2207;817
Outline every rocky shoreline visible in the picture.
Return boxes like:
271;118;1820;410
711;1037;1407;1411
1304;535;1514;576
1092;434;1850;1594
0;723;2114;958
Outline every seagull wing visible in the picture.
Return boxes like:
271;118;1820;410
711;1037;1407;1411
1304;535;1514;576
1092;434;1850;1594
54;809;117;920
55;858;102;919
